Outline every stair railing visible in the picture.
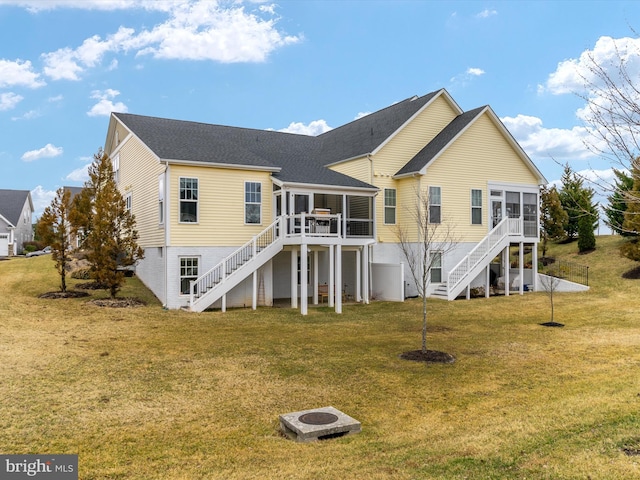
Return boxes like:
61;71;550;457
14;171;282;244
447;217;521;299
190;217;283;305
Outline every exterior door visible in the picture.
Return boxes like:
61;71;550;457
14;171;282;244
491;199;503;228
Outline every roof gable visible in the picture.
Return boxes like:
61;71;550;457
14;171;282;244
395;106;547;184
0;189;32;226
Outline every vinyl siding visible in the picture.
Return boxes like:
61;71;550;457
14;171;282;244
372;96;458;243
372;95;459;176
420;112;540;242
329;156;371;184
117;136;166;247
169;165;273;247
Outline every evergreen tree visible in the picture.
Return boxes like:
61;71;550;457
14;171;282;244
578;214;596;252
604;169;634;235
621;160;640;261
558;164;598;242
36;188;74;292
75;149;144;298
540;185;568;257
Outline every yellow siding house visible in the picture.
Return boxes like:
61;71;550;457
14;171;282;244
103;88;546;313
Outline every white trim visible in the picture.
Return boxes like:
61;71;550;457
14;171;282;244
383;188;397;225
160;158;280;173
471;188;483;225
244;180;262;225
178;176;199;224
428;185;442;224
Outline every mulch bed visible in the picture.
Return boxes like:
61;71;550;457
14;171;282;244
400;349;455;364
539;321;565;327
88;297;146;308
39;291;90;299
622;265;640;279
77;282;109;290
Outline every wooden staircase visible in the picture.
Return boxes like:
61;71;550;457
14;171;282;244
189;217;284;312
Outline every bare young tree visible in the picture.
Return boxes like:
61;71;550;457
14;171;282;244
538;270;563;327
36;188;75;292
396;188;458;355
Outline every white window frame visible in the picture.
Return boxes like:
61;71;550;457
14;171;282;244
158;173;165;225
179;256;199;296
430;251;443;283
245;181;262;225
428;186;441;224
124;192;132;212
384;188;396;225
179;177;199;224
471;189;482;225
112;153;120;184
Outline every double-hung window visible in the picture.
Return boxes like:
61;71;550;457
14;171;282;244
179;178;198;223
471;189;482;225
384;188;396;224
428;186;441;224
245;182;261;224
124;192;132;212
430;251;443;283
179;257;199;295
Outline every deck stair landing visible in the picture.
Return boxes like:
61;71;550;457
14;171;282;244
189;217;284;312
444;217;521;301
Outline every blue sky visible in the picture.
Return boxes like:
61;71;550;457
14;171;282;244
2;0;640;221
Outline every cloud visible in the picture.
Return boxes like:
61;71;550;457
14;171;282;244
30;185;57;217
65;162;91;182
466;67;485;77
278;119;332;136
0;0;168;13
0;59;46;88
543;36;640;96
476;9;497;18
31;1;301;81
0;92;23;111
449;67;486;89
87;89;128;116
11;109;41;121
501;114;595;160
21;143;64;162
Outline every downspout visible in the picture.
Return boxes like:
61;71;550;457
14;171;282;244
162;161;169;308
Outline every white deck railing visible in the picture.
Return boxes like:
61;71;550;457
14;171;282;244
190;217;283;305
447;217;522;299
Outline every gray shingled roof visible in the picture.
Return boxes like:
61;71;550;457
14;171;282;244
316;91;441;163
0;189;31;226
395;106;487;177
113;90;448;190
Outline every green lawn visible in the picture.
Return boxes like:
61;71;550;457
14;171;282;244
1;236;640;479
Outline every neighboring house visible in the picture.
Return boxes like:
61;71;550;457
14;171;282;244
103;88;546;313
0;189;34;256
63;186;85;249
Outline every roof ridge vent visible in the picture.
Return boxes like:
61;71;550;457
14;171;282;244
410;95;419;101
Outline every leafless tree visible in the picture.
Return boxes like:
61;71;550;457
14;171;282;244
539;270;562;326
396;189;458;354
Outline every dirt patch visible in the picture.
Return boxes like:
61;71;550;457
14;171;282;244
400;349;455;364
622;265;640;279
88;297;146;308
39;291;90;299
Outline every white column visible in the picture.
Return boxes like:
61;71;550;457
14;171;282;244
355;248;361;302
221;294;226;313
252;270;257;310
519;241;524;295
313;250;319;305
329;245;335;307
291;248;298;308
532;242;539;292
335;244;342;314
485;266;490;298
300;244;308;315
503;246;510;297
362;245;369;304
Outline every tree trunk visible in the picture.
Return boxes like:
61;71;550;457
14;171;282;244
422;294;427;353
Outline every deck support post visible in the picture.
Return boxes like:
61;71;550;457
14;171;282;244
300;243;308;315
291;247;298;309
335;244;342;314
